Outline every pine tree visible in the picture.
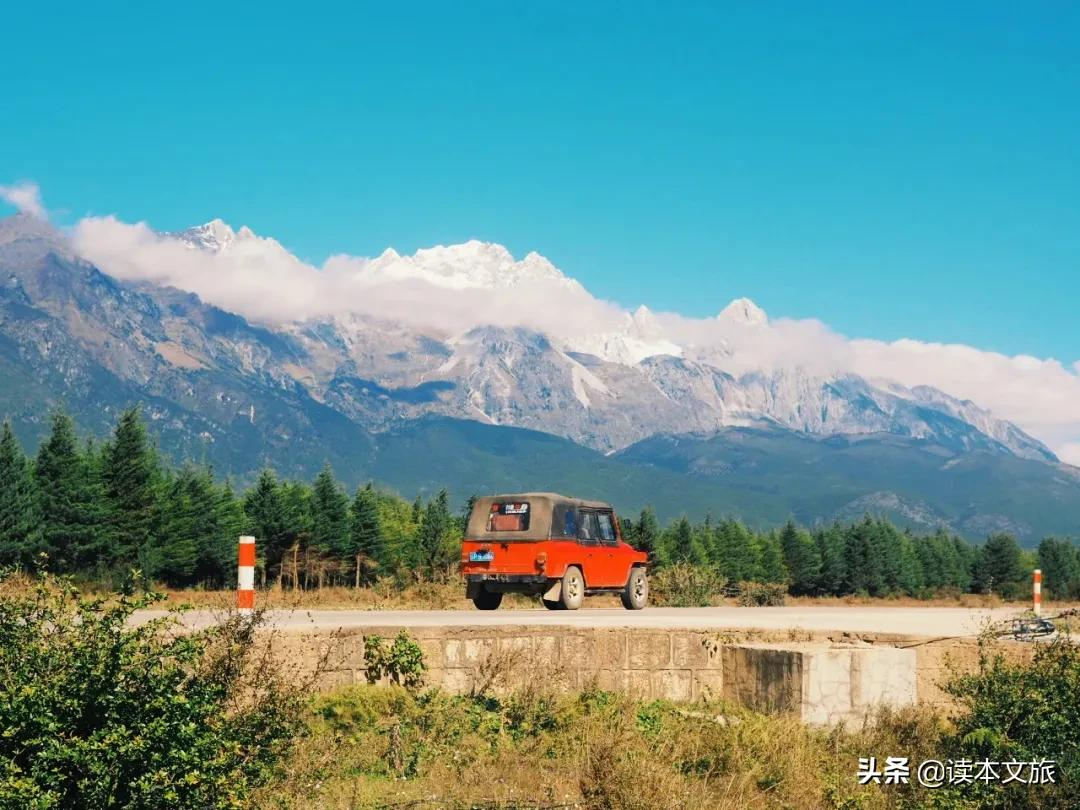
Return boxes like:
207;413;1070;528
374;490;419;573
843;518;885;595
0;422;38;566
348;483;383;585
416;489;452;577
154;467;200;586
779;520;821;595
310;464;348;555
894;531;925;595
632;506;661;561
973;533;1026;597
659;516;708;567
713;519;757;583
754;530;787;584
211;479;246;587
814;526;846;596
277;481;313;588
196;470;240;586
244;469;290;578
461;494;479;533
101;406;160;567
34;411;105;573
1038;538;1080;600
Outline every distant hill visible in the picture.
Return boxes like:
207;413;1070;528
615;428;1080;542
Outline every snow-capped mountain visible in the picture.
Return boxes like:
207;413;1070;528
148;219;1057;461
4;211;1078;541
359;240;581;291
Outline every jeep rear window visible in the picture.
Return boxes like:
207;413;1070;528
486;501;531;531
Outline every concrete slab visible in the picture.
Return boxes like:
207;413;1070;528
723;643;916;725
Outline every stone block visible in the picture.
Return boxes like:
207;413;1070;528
561;635;592;668
418;638;445;670
626;670;652;698
442;668;473;694
628;633;671;669
534;636;559;664
316;669;356;692
498;636;534;657
722;645;803;715
652;670;692;701
672;633;712;668
692;669;724;700
445;638;494;668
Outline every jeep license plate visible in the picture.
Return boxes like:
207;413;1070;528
469;550;494;563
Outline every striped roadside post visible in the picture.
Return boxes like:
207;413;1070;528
1033;568;1042;617
238;536;256;613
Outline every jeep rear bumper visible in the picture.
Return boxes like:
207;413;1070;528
465;573;548;596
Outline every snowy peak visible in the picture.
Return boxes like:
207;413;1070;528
563;305;682;365
366;239;574;290
174;219;238;251
718;297;768;326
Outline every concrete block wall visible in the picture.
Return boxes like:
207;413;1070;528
270;625;919;725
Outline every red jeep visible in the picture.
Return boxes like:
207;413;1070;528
460;492;649;610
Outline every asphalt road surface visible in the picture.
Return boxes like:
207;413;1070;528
137;606;1025;637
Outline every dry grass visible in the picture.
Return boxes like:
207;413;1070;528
161;585;1053;612
253;682;950;810
4;570;1061;612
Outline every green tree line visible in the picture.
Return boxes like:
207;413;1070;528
1;407;1075;597
0;408;462;588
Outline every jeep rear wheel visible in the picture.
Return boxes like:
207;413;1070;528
560;566;585;610
621;567;648;610
472;587;503;610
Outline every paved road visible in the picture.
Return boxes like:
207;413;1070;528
138;606;1025;637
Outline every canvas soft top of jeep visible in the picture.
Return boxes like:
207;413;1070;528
465;492;611;543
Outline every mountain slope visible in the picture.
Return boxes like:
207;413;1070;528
616;428;1080;541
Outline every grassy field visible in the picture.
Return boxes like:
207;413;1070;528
254;682;945;810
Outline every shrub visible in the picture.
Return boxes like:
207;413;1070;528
0;571;305;809
363;630;426;689
935;635;1080;807
650;562;727;607
736;581;788;606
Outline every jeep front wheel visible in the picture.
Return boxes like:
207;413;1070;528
621;567;648;610
560;566;585;610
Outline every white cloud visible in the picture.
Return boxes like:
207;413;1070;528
0;181;46;219
1058;444;1080;467
72;216;627;338
68;211;1080;463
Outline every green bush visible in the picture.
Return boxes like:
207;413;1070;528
931;636;1080;808
649;562;727;607
363;630;426;689
0;572;305;809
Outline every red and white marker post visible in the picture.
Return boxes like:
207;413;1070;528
238;535;256;613
1033;568;1042;617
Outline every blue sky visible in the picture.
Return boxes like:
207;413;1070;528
3;1;1078;360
